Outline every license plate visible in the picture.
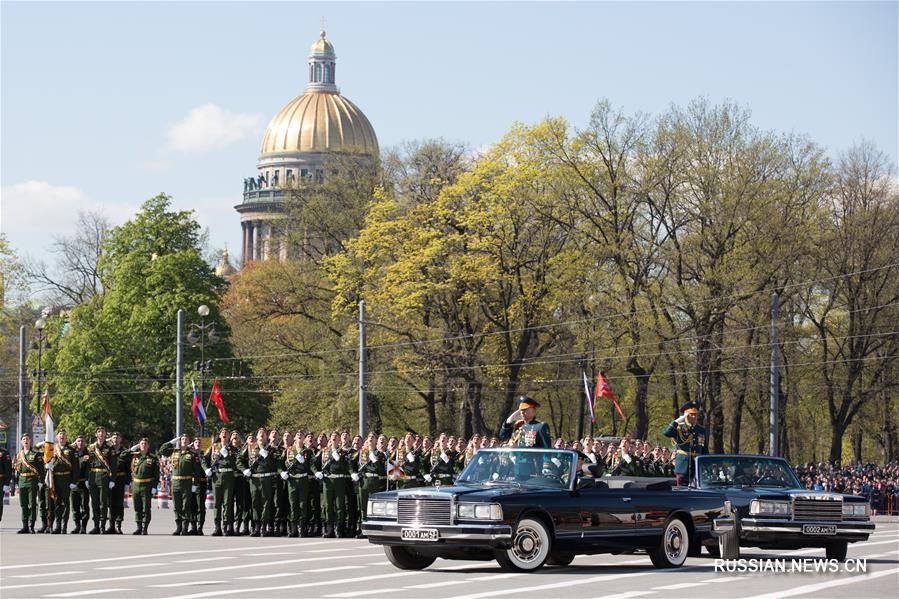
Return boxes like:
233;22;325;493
401;528;439;541
802;524;837;536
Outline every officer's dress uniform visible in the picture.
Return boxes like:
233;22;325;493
36;443;54;533
108;443;130;534
204;440;236;536
611;452;644;476
283;444;314;537
45;441;76;533
429;449;458;486
309;447;323;536
347;449;360;536
192;459;209;535
16;446;44;533
239;443;278;537
356;449;386;536
272;443;288;536
159;442;203;535
397;449;425;489
662;404;709;485
0;446;11;522
497;418;552;449
316;446;351;537
128;450;159;534
86;440;115;533
230;440;251;535
70;446;89;533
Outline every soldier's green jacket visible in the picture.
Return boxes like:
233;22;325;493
112;444;130;483
662;420;709;476
317;447;351;475
204;441;237;478
397;449;425;479
497;418;552;448
611;453;646;477
43;442;77;487
238;444;278;474
159;443;203;480
0;447;12;487
356;449;387;477
128;451;160;487
429;449;458;480
86;441;115;478
284;445;315;476
15;447;44;488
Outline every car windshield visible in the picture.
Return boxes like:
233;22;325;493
456;449;574;490
697;456;802;489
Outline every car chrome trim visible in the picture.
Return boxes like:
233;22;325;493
362;521;512;541
740;518;874;535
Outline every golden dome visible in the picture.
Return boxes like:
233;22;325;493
260;91;379;156
310;31;335;57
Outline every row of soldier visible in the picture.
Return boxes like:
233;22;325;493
2;423;682;537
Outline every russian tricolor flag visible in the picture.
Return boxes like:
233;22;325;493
191;378;206;424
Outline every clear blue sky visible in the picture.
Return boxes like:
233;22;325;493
2;1;896;277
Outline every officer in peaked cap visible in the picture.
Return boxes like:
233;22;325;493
497;396;552;448
662;401;708;485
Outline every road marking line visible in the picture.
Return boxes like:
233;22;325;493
743;566;899;599
652;582;706;590
150;581;224;588
237;552;295;557
698;576;748;582
406;580;472;590
466;574;521;581
365;561;391;566
0;553;385;591
97;562;169;570
43;589;132;598
157;571;419;599
235;573;295;580
326;588;403;598
307;566;367;573
174;556;237;563
592;592;655;599
307;547;364;553
11;571;85;578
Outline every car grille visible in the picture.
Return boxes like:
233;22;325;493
397;497;452;526
793;498;842;521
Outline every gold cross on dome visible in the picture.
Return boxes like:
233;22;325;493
320;16;326;34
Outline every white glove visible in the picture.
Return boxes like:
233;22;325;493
551;457;562;468
204;468;213;477
170;436;180;445
331;450;340;461
406;452;414;463
242;469;252;477
86;478;91;488
280;471;289;480
130;444;140;452
423;474;432;482
675;415;687;425
69;483;77;490
369;452;378;462
351;473;359;482
38;482;44;489
622;453;632;464
219;447;228;458
441;452;449;463
259;447;268;458
297;455;305;464
2;485;10;493
125;484;131;493
491;472;500;480
151;487;157;495
109;481;115;489
314;471;324;480
191;485;198;493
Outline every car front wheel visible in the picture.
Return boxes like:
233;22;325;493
384;546;437;570
649;517;690;568
495;517;552;572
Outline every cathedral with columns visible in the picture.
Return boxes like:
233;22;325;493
234;29;379;266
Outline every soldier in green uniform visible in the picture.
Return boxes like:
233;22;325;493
230;431;251;535
204;427;235;536
315;431;351;538
497;396;553;449
271;429;288;536
86;426;115;534
44;429;76;534
127;437;159;535
662;401;709;485
189;437;208;534
239;428;278;537
70;434;90;533
16;433;44;533
611;438;645;476
36;437;53;534
159;433;203;535
356;434;387;538
310;432;327;536
346;433;362;536
108;431;130;534
282;430;315;538
427;436;458;487
397;432;425;489
0;441;11;523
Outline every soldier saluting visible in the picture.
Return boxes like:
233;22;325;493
662;401;708;485
497;396;552;448
86;426;115;534
205;427;236;537
127;437;159;535
159;433;203;535
15;432;44;533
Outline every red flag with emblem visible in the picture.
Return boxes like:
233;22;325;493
209;379;229;423
595;371;625;419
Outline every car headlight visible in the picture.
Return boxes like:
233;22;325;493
750;499;791;515
456;503;502;521
385;501;397;517
368;500;396;518
842;502;870;517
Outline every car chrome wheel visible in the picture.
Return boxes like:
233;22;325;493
649;517;690;568
495;517;551;572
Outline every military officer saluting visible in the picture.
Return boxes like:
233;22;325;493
70;434;90;533
44;428;77;534
498;396;552;448
397;432;425;489
239;428;278;537
127;437;159;535
315;431;352;538
662;401;708;485
0;441;12;523
205;427;236;537
160;433;203;535
86;426;115;534
427;436;457;487
16;433;44;533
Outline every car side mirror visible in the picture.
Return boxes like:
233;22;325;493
577;476;596;490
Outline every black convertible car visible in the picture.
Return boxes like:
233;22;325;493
362;448;736;572
693;454;875;560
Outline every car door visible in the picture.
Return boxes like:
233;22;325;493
576;485;636;547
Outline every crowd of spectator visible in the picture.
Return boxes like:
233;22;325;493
795;460;899;515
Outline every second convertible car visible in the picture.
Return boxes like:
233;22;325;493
362;448;736;572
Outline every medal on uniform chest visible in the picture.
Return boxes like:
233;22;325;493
524;429;537;447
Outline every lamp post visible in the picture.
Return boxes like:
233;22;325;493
31;317;50;437
187;304;219;437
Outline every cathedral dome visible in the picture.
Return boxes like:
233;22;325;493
259;30;378;157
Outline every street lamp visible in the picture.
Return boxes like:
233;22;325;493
188;305;219;436
31;317;51;435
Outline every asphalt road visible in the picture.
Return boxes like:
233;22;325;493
0;503;896;599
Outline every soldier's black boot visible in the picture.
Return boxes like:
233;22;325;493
224;521;234;536
142;523;149;535
17;521;29;534
52;521;62;534
288;522;298;538
187;521;197;536
62;521;68;535
30;520;36;533
172;519;182;536
212;521;223;537
116;520;123;534
323;522;335;538
89;520;101;534
197;522;204;536
299;523;310;538
262;523;273;537
101;519;111;534
81;517;89;533
133;523;143;535
37;519;48;534
250;522;261;537
105;520;115;534
72;520;81;534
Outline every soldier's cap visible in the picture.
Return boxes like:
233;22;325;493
219;427;229;434
75;434;84;440
680;401;700;414
95;426;106;433
518;396;540;410
110;431;121;437
57;428;66;434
